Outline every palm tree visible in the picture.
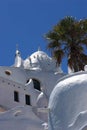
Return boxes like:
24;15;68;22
45;16;87;72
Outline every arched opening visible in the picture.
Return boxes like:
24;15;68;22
32;79;41;91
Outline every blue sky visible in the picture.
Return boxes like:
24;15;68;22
0;0;87;73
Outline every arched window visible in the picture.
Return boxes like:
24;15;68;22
32;79;41;91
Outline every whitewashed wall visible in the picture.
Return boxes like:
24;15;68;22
0;77;40;109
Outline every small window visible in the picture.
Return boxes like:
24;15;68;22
26;79;30;84
25;95;31;105
14;91;19;102
32;79;41;91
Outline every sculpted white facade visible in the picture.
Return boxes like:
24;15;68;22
0;49;65;130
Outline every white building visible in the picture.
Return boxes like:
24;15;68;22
0;48;65;130
1;48;87;130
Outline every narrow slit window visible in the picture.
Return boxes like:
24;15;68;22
14;91;19;102
25;95;31;105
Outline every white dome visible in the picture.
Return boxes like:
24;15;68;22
24;50;61;72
